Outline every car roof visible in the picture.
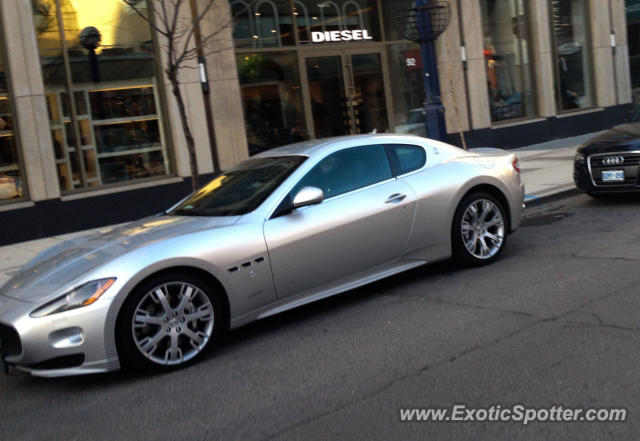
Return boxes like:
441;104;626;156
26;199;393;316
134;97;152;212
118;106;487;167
253;133;429;159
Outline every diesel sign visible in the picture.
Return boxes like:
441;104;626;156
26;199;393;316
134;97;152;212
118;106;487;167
311;29;374;43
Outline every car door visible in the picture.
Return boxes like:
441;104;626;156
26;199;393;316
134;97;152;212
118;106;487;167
263;144;416;300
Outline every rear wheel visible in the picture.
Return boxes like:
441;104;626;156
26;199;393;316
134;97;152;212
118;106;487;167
452;192;507;266
117;272;224;372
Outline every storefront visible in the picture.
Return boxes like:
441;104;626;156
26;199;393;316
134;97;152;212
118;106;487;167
33;0;171;192
0;0;634;245
0;0;219;245
626;0;640;96
0;22;22;202
231;0;427;154
231;0;632;154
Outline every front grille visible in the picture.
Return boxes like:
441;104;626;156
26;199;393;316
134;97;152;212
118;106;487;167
590;153;640;167
589;152;640;186
0;323;22;357
28;354;85;370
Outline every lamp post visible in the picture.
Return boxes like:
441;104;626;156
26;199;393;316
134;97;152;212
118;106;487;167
416;0;447;141
79;26;101;83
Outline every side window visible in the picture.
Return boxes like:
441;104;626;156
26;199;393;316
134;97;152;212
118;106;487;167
386;144;427;176
292;145;392;199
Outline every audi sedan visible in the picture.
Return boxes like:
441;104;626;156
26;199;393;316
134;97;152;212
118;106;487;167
0;134;524;377
574;122;640;196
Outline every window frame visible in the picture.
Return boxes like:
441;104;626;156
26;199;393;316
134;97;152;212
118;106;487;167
479;0;537;124
34;0;174;195
0;15;27;204
548;0;595;113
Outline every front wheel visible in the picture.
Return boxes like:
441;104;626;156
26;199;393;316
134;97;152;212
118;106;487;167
116;272;224;372
452;192;507;266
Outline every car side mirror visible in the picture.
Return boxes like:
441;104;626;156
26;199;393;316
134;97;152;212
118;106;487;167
292;186;324;209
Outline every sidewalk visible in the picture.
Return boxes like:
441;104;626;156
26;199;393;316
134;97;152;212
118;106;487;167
0;132;598;285
514;131;601;202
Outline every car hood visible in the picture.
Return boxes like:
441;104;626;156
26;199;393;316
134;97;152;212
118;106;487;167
578;123;640;154
0;215;240;303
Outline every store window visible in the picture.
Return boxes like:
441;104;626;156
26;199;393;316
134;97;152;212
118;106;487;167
387;43;426;136
0;24;23;201
34;0;169;191
294;0;381;44
550;0;593;110
481;0;535;122
231;0;295;48
237;52;308;155
382;0;415;42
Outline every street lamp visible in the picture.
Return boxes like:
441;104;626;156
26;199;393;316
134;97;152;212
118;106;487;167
396;1;450;141
79;26;102;83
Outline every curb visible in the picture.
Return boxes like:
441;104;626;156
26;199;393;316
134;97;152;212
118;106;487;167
524;188;582;208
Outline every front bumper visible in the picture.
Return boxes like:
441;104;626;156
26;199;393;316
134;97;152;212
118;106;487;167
0;295;120;377
574;155;640;194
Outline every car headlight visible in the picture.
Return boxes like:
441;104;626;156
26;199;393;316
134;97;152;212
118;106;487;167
30;278;116;318
575;152;586;164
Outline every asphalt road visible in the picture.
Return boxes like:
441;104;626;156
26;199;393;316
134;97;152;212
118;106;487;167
2;194;640;441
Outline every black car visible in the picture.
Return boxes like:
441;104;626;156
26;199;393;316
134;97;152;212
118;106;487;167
574;122;640;197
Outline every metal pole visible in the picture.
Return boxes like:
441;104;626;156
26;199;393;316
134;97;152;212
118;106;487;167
416;0;447;141
55;0;88;188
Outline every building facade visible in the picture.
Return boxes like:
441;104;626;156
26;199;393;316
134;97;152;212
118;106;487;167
0;0;633;244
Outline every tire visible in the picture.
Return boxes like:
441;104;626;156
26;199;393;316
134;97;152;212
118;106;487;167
116;272;225;372
452;192;507;267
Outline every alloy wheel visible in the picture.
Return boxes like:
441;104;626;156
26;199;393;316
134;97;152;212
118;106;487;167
131;281;215;366
460;199;505;260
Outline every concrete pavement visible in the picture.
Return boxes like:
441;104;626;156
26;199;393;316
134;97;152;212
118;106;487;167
514;131;601;203
0;131;600;285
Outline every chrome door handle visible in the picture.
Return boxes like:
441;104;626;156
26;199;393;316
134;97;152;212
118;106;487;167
385;193;407;204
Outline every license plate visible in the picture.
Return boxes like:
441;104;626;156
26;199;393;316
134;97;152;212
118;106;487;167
602;170;624;182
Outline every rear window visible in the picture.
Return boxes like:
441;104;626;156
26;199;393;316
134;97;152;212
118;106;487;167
386;144;426;176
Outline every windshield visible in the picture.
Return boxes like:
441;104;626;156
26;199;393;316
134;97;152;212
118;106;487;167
169;156;307;216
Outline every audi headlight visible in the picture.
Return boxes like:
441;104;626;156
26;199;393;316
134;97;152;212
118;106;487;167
30;278;116;318
575;152;585;164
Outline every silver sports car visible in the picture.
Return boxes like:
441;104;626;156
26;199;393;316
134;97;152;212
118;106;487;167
0;134;524;377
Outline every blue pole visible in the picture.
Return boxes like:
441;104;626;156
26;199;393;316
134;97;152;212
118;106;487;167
416;0;448;141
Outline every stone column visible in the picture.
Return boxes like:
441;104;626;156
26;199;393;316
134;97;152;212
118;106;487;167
0;0;60;201
460;0;491;130
197;0;249;170
528;0;556;117
435;0;471;134
589;0;616;107
610;0;632;104
152;0;215;178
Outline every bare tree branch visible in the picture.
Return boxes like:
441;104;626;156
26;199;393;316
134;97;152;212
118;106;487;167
122;0;258;189
174;0;217;70
121;0;169;37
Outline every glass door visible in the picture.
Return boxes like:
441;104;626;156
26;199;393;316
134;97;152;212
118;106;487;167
305;56;350;138
349;53;389;134
304;51;389;138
